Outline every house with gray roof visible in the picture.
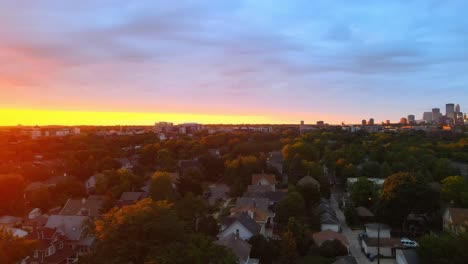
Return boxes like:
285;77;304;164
236;197;269;212
45;215;94;253
218;213;261;240
59;195;104;218
215;233;259;264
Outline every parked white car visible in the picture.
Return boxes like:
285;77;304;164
400;238;419;247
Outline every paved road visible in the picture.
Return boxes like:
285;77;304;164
330;194;371;264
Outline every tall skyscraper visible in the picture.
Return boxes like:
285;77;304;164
446;103;455;120
423;112;432;123
432;108;441;124
407;115;415;124
362;119;367;126
455;104;460;113
368;118;374;126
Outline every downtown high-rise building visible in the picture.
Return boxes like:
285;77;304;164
432;108;441;123
423;112;432;123
446;103;455;120
407;114;415;124
455;104;460;113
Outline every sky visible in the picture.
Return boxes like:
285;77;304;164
1;0;467;125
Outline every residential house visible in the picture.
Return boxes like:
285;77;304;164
23;209;48;232
207;183;230;206
59;196;104;218
365;223;391;238
23;227;78;264
215;233;259;264
332;256;358;264
319;199;340;232
120;192;147;202
312;229;349;253
267;151;284;174
251;173;277;191
396;249;420;264
356;207;375;223
0;215;23;229
443;207;468;234
232;197;275;237
218;213;261;240
45;215;94;254
244;188;287;210
361;237;403;258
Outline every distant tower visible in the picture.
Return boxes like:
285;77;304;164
400;117;408;125
407;115;415;124
446;103;455;120
368;118;375;126
362;119;367;126
455;104;460;113
432;108;441;124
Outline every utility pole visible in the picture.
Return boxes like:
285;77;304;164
377;224;380;264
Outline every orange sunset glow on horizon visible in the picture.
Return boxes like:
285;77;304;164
0;108;291;126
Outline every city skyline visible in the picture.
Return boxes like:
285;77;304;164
1;1;468;125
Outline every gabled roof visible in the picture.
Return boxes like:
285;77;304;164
59;196;104;217
45;215;88;241
244;190;287;203
365;223;391;231
446;208;468;225
356;206;375;217
247;185;274;193
332;256;358;264
236;197;270;212
215;233;252;264
251;173;277;186
221;213;261;235
231;206;270;223
312;230;349;247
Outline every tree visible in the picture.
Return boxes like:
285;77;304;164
418;230;468;264
92;198;185;264
174;193;208;232
0;230;36;264
441;176;468;205
297;183;320;212
0;174;25;215
380;172;430;227
279;231;298;264
249;235;280;264
287;217;308;256
150;171;175;201
350;177;377;207
177;168;204;196
276;191;306;224
361;161;381;178
27;187;52;211
433;158;459;182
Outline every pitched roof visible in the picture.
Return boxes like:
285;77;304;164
251;173;277;186
356;206;375;217
120;192;147;201
297;176;320;187
363;237;402;247
221;213;262;235
45;215;88;241
447;208;468;225
332;256;358;264
59;196;104;217
244;190;287;203
365;223;391;231
215;233;252;264
247;185;274;193
231;206;270;223
312;230;349;247
399;249;420;264
236;197;270;212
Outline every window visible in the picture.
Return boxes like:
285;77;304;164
59;241;64;249
33;250;39;258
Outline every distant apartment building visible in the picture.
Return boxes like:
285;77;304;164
432;108;441;124
154;122;174;133
400;117;408;125
446;103;455;120
362;119;367;126
368;118;375;126
407;115;415;124
178;123;202;134
423;112;432;124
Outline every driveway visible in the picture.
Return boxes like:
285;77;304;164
330;194;371;264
